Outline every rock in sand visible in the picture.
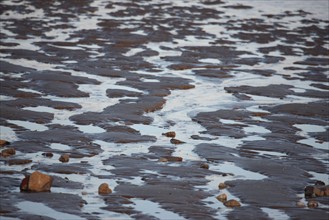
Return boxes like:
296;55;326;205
216;193;227;202
0;139;10;147
1;148;16;157
20;171;53;192
224;199;241;207
170;138;185;145
307;200;318;208
200;163;209;169
59;154;70;163
162;131;176;138
98;183;112;195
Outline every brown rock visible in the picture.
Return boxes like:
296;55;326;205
0;139;10;147
170;138;185;145
313;187;324;197
216;193;227;202
305;185;329;198
325;186;329;196
218;182;227;189
59;154;70;163
42;152;54;158
161;156;183;162
200;163;209;169
20;171;53;192
162;131;176;138
307;200;318;208
224;199;241;207
98;183;112;195
1;148;16;157
158;157;168;162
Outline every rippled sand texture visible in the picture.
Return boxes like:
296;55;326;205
1;0;328;219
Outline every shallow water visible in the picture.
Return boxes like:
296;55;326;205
1;0;328;219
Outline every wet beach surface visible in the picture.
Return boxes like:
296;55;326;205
0;0;328;219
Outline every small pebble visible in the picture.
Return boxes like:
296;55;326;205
98;183;112;195
161;156;183;162
216;193;227;202
1;148;16;157
59;154;70;163
224;199;241;207
307;200;318;208
200;163;209;169
0;139;10;147
218;182;227;189
170;138;185;145
162;131;176;138
42;152;54;158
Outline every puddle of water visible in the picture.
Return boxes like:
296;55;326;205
196;174;241;219
261;208;290;220
199;58;221;64
16;201;85;220
124;48;145;56
0;95;16;101
298;138;329;150
220;119;244;125
7;120;48;132
140;78;160;83
129;198;185;220
210;161;268;180
172;143;202;161
308;171;329;185
48;44;84;50
93;140;151;156
251;150;287;158
130;124;166;137
17;88;43;94
77;124;106;134
243;125;271;134
294;124;327;133
49;143;71;151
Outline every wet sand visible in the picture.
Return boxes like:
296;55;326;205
0;0;328;219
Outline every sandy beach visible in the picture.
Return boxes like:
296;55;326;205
0;0;328;219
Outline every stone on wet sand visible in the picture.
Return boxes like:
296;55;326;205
307;200;318;208
20;171;53;192
0;148;16;157
98;183;112;195
161;156;183;162
200;163;209;169
216;193;227;202
158;157;169;162
162;131;176;138
170;138;185;145
224;199;241;207
0;139;10;147
218;182;227;189
42;152;54;158
59;154;70;163
304;184;329;198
